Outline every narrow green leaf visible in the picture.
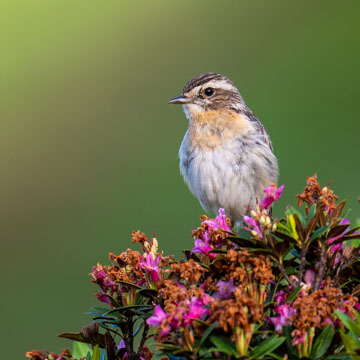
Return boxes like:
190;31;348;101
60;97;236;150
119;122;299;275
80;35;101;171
249;335;285;359
336;311;360;339
309;224;331;243
310;324;334;359
286;285;303;303
72;341;92;358
117;280;142;289
196;322;217;349
339;331;360;356
235;227;252;240
105;304;153;316
91;345;100;360
326;352;352;359
285;207;306;226
209;335;238;356
307;204;317;220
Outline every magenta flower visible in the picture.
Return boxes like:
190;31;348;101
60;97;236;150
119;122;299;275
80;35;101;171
191;232;216;259
292;332;305;346
91;263;118;293
328;218;350;253
117;340;145;360
243;215;263;238
260;184;285;210
185;297;209;324
139;254;160;282
146;305;167;326
267;303;295;332
274;291;287;304
304;269;316;288
95;292;110;304
203;208;232;232
214;279;237;299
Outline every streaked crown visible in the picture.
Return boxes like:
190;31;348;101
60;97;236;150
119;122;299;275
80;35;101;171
169;72;247;113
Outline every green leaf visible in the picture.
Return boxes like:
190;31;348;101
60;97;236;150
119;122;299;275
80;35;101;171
307;204;317;220
137;288;158;300
336;311;360;339
309;224;331;243
91;345;101;360
249;335;285;359
235;227;253;240
117;280;142;289
196;322;217;349
105;304;153;315
285;206;306;226
285;285;303;303
283;326;299;360
340;331;360;358
72;341;92;358
209;335;238;356
326;353;352;359
310;324;334;359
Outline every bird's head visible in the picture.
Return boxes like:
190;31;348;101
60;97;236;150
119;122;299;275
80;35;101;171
168;73;247;121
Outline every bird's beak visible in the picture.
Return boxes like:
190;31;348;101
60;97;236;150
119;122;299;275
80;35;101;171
168;95;192;105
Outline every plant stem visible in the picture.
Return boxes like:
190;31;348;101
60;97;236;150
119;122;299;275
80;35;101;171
314;242;328;290
137;323;149;355
298;240;307;286
273;257;296;288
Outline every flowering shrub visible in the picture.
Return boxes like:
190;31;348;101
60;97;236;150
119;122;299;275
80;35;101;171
26;175;360;360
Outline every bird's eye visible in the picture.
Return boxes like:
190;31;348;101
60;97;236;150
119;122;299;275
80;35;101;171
204;87;214;97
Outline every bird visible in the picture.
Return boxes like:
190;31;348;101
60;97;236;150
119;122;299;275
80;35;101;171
168;72;278;222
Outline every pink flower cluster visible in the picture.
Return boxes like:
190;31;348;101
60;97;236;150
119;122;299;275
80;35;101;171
91;263;118;304
146;295;212;339
243;184;284;238
267;291;295;332
191;208;232;259
139;254;160;282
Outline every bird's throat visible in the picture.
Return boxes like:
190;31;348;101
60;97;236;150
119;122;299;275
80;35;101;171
187;109;251;150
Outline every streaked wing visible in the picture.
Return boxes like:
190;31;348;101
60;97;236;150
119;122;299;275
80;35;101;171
243;108;273;151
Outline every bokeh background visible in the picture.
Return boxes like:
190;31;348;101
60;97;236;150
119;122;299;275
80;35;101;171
1;0;359;358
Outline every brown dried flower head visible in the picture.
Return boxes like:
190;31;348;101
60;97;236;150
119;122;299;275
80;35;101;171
296;174;338;210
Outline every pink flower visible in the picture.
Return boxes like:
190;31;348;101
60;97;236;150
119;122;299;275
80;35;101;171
185;297;209;324
91;263;118;293
328;218;350;253
243;215;263;238
117;340;145;360
191;232;216;259
139;254;160;282
267;304;295;332
304;269;316;288
203;208;232;232
274;291;287;304
95;292;110;304
146;305;167;326
260;184;285;210
214;279;237;299
292;332;305;346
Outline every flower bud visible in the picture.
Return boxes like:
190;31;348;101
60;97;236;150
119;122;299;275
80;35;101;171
272;223;277;232
260;216;266;225
251;210;258;218
151;237;158;258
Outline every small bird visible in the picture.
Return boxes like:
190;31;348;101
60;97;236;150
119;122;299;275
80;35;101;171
169;72;279;222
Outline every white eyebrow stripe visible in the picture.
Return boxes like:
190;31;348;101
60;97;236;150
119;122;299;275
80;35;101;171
204;80;236;91
185;81;237;96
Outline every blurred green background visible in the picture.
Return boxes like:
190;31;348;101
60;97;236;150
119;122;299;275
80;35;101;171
1;0;359;358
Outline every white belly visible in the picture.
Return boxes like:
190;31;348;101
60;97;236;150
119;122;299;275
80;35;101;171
179;131;278;221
